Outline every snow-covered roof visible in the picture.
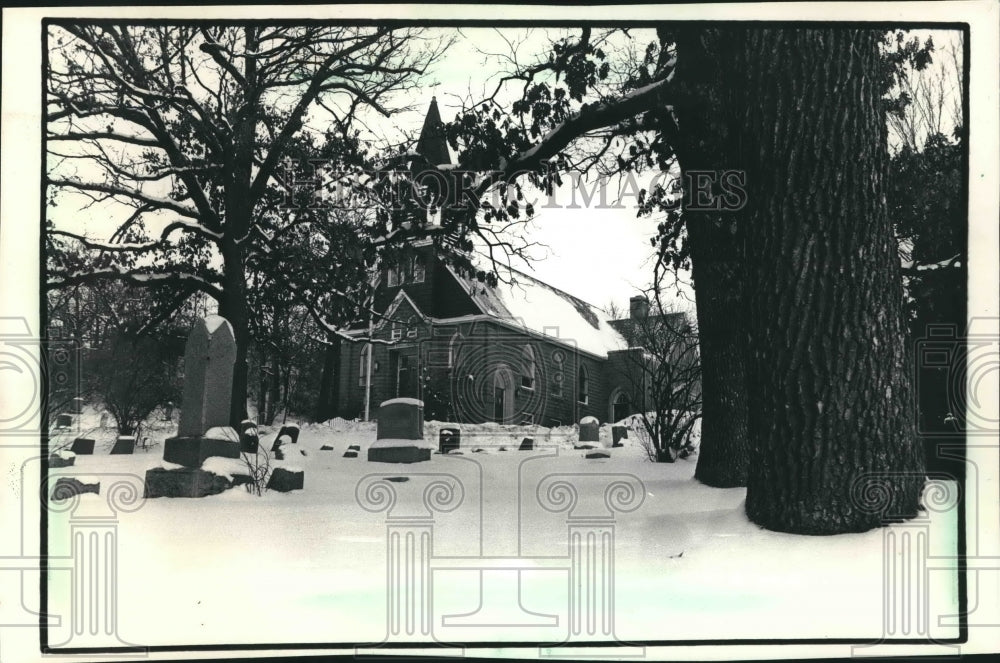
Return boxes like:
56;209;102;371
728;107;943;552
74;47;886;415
447;264;628;358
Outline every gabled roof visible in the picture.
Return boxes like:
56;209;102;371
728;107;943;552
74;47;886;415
445;263;628;358
375;289;427;330
415;97;451;166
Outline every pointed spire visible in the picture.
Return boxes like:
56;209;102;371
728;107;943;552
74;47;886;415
415;97;451;166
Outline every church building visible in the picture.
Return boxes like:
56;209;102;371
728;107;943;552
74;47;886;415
334;100;679;425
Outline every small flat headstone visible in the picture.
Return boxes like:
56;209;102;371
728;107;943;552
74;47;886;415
277;424;300;444
579;416;600;443
240;426;259;453
348;444;360;452
385;476;409;483
343;450;358;458
375;399;423;441
267;467;304;492
585;451;611;459
70;438;95;455
320;445;334;451
574;444;597;450
438;427;460;454
52;477;99;501
144;466;233;498
110;436;136;455
518;437;534;451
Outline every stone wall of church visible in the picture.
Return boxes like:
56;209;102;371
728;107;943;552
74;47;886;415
335;317;617;426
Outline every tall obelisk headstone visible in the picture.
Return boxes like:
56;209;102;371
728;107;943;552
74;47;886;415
146;316;243;497
163;315;240;467
177;315;236;438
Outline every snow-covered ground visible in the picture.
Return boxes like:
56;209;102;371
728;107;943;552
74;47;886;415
44;410;960;650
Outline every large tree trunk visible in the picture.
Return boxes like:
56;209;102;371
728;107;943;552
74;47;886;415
218;249;250;426
219;27;259;427
688;219;750;487
739;29;925;534
672;29;751;487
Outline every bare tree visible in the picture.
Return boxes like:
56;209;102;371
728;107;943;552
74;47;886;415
615;289;701;463
46;23;447;424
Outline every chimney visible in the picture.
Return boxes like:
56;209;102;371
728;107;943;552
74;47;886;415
629;295;649;319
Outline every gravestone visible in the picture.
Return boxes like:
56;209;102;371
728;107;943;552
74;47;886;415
277;424;300;444
177;316;236;437
579;416;600;444
70;397;85;414
110;436;135;455
343;450;358;458
144;467;233;499
585;451;611;459
267;467;304;492
320;445;334;451
55;413;73;428
148;316;245;498
376;399;424;440
161;316;241;468
612;425;628;447
439;427;460;454
239;422;258;453
518;437;534;451
71;438;95;455
368;398;431;463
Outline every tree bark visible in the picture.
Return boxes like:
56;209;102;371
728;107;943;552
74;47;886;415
738;29;925;534
671;29;751;487
218;242;250;426
688;219;750;487
219;26;258;427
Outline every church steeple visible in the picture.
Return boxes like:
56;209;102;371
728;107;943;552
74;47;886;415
415;97;451;166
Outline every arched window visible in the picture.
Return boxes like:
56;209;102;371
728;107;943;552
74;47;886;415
358;344;371;386
520;345;536;389
578;364;589;405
